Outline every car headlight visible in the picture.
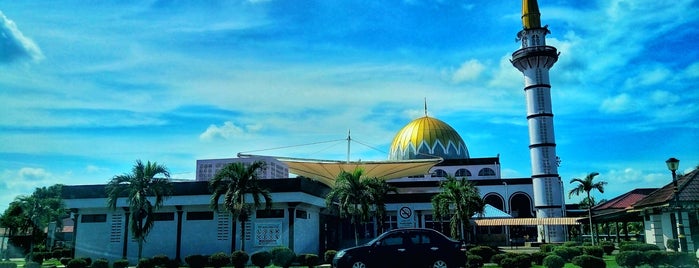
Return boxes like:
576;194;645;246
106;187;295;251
335;250;346;258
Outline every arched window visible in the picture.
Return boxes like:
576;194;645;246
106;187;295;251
478;168;495;176
431;169;447;178
510;193;533;218
455;168;471;177
484;194;504;211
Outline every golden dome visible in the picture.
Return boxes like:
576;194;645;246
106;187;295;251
388;116;469;160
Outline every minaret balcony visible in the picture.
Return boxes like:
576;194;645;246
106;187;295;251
511;46;559;71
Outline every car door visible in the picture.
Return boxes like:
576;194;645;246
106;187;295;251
408;230;433;267
370;231;411;268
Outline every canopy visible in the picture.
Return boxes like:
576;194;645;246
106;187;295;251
238;154;442;186
474;217;583;226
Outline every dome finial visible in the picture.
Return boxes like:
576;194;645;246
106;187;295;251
424;97;428;117
522;0;541;29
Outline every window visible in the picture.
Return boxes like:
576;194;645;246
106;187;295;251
455;169;471;177
431;169;447;178
187;211;214;221
257;209;284;218
152;212;174;221
81;214;106;223
295;210;308;219
381;233;404;246
478;168;495;176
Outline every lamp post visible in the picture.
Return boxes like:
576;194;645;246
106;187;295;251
666;157;687;252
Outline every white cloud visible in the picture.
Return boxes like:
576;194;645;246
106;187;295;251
18;167;51;181
0;11;43;63
600;93;633;113
199;121;248;141
452;59;485;83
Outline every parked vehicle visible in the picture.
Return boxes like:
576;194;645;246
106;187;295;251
333;228;467;268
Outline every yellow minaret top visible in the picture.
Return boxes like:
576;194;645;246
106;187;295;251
522;0;541;29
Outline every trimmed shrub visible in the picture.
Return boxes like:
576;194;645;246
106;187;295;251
530;252;547;265
466;254;484;268
0;262;18;268
665;238;679;251
60;258;72;266
24;262;41;268
582;246;604;258
185;255;208;268
113;259;129;268
67;258;88;268
209;252;230;268
271;246;296;268
26;252;44;265
542;255;564;268
514;254;532;268
563;241;580;247
600;241;615;255
643;250;666;268
82;257;92;266
297;254;319;268
615;250;645;268
551;248;572;262
137;258;154;268
152;255;170;267
231;250;249;268
571;255;605;268
323;250;337;264
500;258;518;268
620;243;660;252
540;244;556;253
491;253;508;265
251;251;272;268
664;252;697;267
92;258;109;268
468;246;497;263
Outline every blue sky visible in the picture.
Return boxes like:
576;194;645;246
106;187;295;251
1;0;698;213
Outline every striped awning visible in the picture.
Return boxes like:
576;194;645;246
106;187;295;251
474;217;583;226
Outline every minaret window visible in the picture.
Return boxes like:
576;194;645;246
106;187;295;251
533;35;541;46
522;37;528;47
455;168;471;177
431;169;447;178
478;168;496;176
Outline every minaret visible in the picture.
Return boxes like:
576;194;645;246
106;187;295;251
510;0;566;243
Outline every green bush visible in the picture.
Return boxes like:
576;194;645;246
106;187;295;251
466;254;484;268
185;255;208;268
296;254;319;268
271;246;296;268
540;244;556;253
0;262;18;268
137;258;154;268
582;246;604;258
530;252;547;265
60;258;72;266
82;257;92;266
620;243;660;252
551;248;572;262
468;246;497;263
500;258;518;268
209;252;230;268
542;255;564;268
323;250;337;264
600;241;615;255
665;238;679;251
52;249;64;259
113;259;129;268
664;251;697;267
251;251;272;268
643;250;666;268
571;255;605;268
491;253;508;265
152;254;170;267
26;252;44;265
92;258;109;268
563;241;580;247
67;258;88;268
615;250;645;268
231;250;249;268
515;254;532;268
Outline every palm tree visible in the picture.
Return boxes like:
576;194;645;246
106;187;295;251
325;168;373;246
4;185;67;254
364;177;397;234
431;175;485;241
209;161;272;251
106;160;173;259
568;172;607;246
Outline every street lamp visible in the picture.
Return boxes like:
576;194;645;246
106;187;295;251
665;157;687;252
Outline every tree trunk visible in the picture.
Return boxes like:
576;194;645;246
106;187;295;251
138;217;144;259
587;192;594;246
240;220;246;251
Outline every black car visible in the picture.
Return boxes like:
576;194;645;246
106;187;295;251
332;228;467;268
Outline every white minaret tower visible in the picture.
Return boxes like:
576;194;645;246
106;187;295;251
510;0;566;243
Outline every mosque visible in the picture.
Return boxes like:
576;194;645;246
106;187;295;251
59;0;577;263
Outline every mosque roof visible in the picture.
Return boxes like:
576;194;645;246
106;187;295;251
388;116;469;161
